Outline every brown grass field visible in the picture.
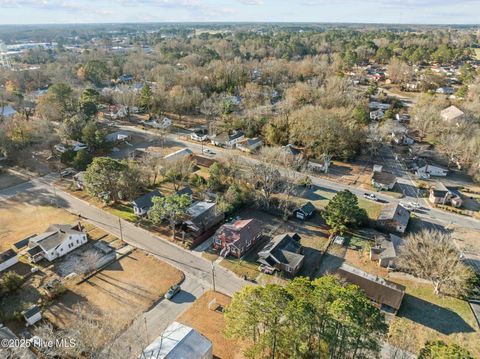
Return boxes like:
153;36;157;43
178;291;244;359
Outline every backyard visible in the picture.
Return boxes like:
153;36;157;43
0;199;77;251
177;290;243;359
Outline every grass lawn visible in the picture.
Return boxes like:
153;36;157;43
357;198;382;220
0;199;77;251
177;291;243;359
220;258;260;279
202;249;220;262
45;250;184;327
388;280;479;357
107;203;138;222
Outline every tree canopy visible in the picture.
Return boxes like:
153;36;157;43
225;276;387;359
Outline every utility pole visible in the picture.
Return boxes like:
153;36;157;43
144;315;149;344
211;261;216;292
118;218;124;241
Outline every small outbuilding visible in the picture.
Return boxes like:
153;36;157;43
23;306;42;326
293;202;316;221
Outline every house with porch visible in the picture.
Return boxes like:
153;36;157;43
213;219;263;258
257;233;304;276
27;224;87;263
132;190;162;216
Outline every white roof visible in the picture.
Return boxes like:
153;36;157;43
163;148;193;162
140;321;212;359
440;105;464;121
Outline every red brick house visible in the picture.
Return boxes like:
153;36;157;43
213;219;263;258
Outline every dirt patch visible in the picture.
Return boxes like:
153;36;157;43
0;201;76;251
177;291;244;359
46;250;184;327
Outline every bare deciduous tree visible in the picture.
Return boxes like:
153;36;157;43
398;229;475;296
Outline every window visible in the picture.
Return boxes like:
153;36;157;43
76;240;79;244
286;266;292;272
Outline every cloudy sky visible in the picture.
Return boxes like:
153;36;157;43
0;0;479;25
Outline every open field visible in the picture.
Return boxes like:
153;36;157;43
45;249;184;327
178;291;244;359
0;200;77;251
388;279;479;357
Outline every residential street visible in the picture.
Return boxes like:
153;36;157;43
117;124;480;231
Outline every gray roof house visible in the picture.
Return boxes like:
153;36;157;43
211;131;245;148
371;171;397;190
140;321;212;359
184;201;223;233
258;233;304;276
376;203;410;234
370;234;404;268
132;190;162;216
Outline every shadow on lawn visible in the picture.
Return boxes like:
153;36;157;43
399;294;475;335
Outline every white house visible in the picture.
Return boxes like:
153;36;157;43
191;130;209;142
0;249;18;272
144;117;172;129
27;224;87;263
416;164;448;179
23;306;42;326
140;321;212;359
211;131;245;148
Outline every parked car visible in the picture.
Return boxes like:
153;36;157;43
165;284;181;300
60;168;76;178
259;265;276;274
363;193;378;201
203;149;215;155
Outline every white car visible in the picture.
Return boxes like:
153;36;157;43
203;149;215;155
363;193;378;201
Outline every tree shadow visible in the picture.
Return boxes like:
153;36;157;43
398;294;476;335
170;290;196;304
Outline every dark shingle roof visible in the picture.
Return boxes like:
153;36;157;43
337;264;406;311
0;249;17;264
23;305;41;318
132;190;162;210
372;171;396;185
297;202;316;215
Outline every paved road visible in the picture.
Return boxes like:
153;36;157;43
0;174;246;346
118;124;480;231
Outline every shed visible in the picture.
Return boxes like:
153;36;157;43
293;202;316;221
23;306;42;326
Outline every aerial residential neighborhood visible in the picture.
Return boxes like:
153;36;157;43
1;2;480;359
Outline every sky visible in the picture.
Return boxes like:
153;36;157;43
0;0;479;25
